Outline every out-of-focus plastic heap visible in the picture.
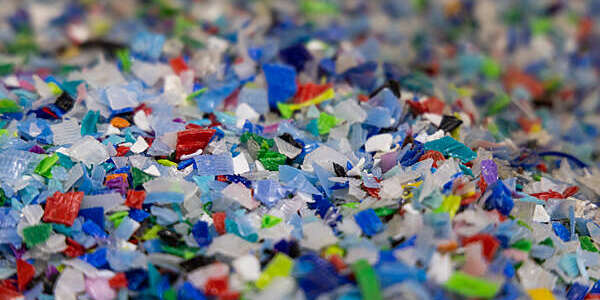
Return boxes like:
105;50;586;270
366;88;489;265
2;0;600;299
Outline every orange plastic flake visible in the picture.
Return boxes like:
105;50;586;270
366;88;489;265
110;117;130;128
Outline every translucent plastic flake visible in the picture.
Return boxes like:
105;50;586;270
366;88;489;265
51;119;82;145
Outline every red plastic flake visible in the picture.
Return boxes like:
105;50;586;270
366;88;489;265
43;191;84;226
0;285;21;300
223;88;241;110
109;273;128;289
460;192;480;205
293;82;332;104
185;123;205;130
204;276;228;296
175;128;216;160
407;97;445;115
562;186;579;198
358;94;369;102
536;163;547;173
586;294;600;300
530;190;565;201
169;57;189;75
462;233;500;261
135;103;152;115
329;254;347;273
503;69;544;99
478;176;487;195
41;107;59;119
213;212;226;235
418;150;446;168
362;184;380;199
116;146;130;156
63;238;85;258
125;190;146;209
16;259;34;291
216;175;228;182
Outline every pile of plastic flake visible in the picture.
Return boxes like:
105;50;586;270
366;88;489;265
3;0;600;299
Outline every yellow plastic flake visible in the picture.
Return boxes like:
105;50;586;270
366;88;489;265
451;112;461;139
141;225;164;240
48;82;63;96
157;159;177;167
435;195;461;219
527;288;556;300
323;245;345;258
277;88;335;118
256;253;294;289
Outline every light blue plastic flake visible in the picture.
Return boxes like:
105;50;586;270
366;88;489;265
424;136;477;162
130;31;165;61
145;192;184;204
194;154;234;176
559;253;580;277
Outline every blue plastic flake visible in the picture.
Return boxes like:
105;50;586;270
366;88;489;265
191;221;212;247
424;136;477;162
78;207;105;230
484;180;514;216
567;282;589;300
263;63;297;109
553;222;571;242
82;219;108;239
354;209;383;237
131;31;165;61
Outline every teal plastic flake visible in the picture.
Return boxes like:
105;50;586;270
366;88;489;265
424;136;477;162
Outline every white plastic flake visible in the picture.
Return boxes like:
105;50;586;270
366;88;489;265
233;154;250;175
51;119;82;145
68;136;110;167
130;136;149;154
274;137;302;159
222;182;258;210
55;267;85;300
301;221;337;251
206;234;259;257
232;255;260;281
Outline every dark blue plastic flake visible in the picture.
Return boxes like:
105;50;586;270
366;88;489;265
567;282;588;300
553;222;571;242
125;269;149;291
82;219;108;239
279;43;313;72
263;63;297;109
81;247;108;268
354;209;383;237
178;282;206;300
129;209;150;222
484;181;514;216
78;207;104;230
400;141;425;167
295;253;348;300
191;221;212;247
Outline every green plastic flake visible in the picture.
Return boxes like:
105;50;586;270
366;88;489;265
424;136;477;163
81;110;100;135
511;239;532;252
532;173;542;181
317;112;339;135
486;93;511;116
35;154;59;178
261;215;282;228
23;223;52;248
300;0;339;16
256;253;294;289
161;245;196;259
240;132;274;149
186;87;207;101
351;259;383;300
116;49;131;73
257;149;287;171
481;57;501;79
0;189;6;207
580;236;598;252
109;211;129;227
0;99;22;113
131;167;155;188
540;237;554;247
156;159;177;167
532;17;552;35
163;288;176;300
444;271;501;299
374;207;397;217
0;64;14;76
516;219;533;231
342;202;360;209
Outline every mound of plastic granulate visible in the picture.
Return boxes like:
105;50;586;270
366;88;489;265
2;0;600;299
